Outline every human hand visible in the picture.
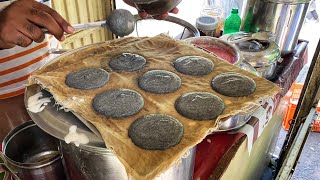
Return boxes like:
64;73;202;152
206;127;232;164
0;0;74;49
123;0;179;20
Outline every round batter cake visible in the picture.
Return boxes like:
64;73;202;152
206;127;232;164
92;88;144;118
128;114;184;150
211;72;256;97
65;68;109;90
174;56;214;76
175;92;224;120
138;70;181;94
109;53;146;72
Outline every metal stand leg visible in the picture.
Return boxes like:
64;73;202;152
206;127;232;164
276;39;320;177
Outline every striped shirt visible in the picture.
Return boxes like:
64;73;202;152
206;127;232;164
0;0;61;99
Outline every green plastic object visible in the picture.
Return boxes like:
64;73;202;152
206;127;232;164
0;172;4;180
243;7;253;32
223;8;241;34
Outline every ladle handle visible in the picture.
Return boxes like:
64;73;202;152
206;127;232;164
42;21;106;34
71;21;107;30
43;9;136;37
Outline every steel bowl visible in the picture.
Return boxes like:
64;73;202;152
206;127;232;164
216;114;252;132
185;36;242;66
214;104;259;133
133;0;182;16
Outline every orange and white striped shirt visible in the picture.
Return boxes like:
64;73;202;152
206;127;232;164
0;0;61;99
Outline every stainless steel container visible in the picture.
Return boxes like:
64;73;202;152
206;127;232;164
238;61;260;76
196;16;218;37
60;141;195;180
185;36;242;66
212;103;259;133
1;121;66;180
220;32;281;79
251;0;311;55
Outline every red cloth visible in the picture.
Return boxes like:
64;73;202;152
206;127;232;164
193;117;259;180
194;133;243;179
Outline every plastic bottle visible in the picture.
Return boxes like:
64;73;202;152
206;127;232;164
200;0;224;37
223;8;241;34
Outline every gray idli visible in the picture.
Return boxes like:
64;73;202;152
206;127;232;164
174;56;214;76
211;72;256;97
92;88;144;118
175;92;224;120
138;70;181;94
109;53;146;72
128;114;184;150
65;68;109;90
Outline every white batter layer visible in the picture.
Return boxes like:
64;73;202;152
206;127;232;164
27;92;51;113
64;125;89;147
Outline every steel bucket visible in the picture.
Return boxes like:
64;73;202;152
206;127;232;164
1;121;66;180
60;141;195;180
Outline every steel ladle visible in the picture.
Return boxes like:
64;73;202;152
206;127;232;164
43;9;136;37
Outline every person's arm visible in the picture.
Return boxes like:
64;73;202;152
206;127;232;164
0;0;74;49
123;0;179;20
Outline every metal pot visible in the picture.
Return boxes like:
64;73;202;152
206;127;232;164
213;103;259;133
1;121;66;180
60;141;196;180
251;0;311;55
239;61;260;76
253;62;278;79
220;32;281;79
